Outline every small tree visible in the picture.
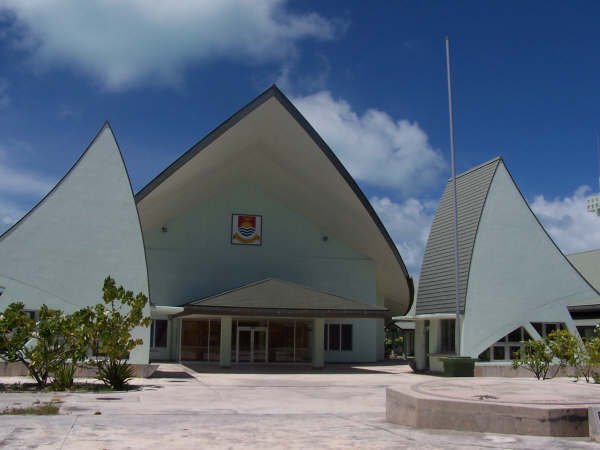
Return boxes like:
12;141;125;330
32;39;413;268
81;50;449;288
0;303;91;388
512;339;553;380
546;329;579;377
574;335;600;383
88;277;151;390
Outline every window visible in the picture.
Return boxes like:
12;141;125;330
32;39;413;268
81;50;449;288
531;322;565;338
150;319;168;348
577;326;597;341
483;327;530;361
0;286;4;297
23;310;37;321
324;323;352;351
440;319;455;353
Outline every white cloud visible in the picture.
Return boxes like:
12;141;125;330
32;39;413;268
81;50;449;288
530;186;600;254
0;151;53;196
0;198;25;228
292;91;446;194
370;196;436;275
0;0;337;90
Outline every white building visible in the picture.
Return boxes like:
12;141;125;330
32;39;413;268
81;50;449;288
410;157;600;372
0;86;414;367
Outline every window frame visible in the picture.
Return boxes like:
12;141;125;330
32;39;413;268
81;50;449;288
150;319;169;349
324;323;353;352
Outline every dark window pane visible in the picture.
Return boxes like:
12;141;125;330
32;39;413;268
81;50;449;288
341;324;352;351
181;320;209;360
493;346;505;360
441;320;455;352
478;348;490;361
269;321;294;362
153;320;168;348
208;320;221;361
532;322;543;336
328;324;340;351
323;324;328;350
545;323;557;336
509;346;521;360
295;321;311;362
507;328;521;342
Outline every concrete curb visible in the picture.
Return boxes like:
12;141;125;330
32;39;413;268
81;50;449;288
386;385;590;437
589;407;600;441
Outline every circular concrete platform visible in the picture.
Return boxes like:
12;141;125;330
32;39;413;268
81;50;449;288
386;377;600;437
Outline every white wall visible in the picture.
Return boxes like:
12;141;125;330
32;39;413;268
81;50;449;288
144;182;382;362
144;182;377;306
0;126;150;363
462;163;599;357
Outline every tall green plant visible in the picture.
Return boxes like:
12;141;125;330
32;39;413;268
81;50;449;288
89;277;151;389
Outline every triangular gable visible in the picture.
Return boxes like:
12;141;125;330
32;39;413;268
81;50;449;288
181;278;388;318
135;85;413;315
461;160;600;355
0;125;149;315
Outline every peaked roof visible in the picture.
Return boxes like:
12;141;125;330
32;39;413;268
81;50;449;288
135;85;413;315
0;123;149;309
416;157;501;315
180;278;388;318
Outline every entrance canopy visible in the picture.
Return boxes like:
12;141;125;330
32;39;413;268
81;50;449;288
176;278;388;318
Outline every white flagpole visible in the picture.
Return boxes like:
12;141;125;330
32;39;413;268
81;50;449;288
445;36;461;356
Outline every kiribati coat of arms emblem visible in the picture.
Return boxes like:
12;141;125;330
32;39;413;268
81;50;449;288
231;214;262;245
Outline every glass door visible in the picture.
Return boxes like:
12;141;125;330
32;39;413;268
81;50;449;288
252;328;268;363
235;325;269;362
237;327;252;362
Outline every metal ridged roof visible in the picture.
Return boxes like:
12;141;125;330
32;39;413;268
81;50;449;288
416;158;501;315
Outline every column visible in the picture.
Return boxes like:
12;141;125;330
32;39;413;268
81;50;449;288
414;320;426;370
220;316;232;368
312;318;325;368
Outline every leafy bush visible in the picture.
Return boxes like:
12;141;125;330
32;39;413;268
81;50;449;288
0;304;89;388
546;329;579;376
87;277;151;389
512;339;553;380
52;363;77;391
96;359;135;391
0;276;149;390
575;335;600;383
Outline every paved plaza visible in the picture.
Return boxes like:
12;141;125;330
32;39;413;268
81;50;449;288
0;363;599;449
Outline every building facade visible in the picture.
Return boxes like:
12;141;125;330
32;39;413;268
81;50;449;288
0;86;414;367
408;157;600;372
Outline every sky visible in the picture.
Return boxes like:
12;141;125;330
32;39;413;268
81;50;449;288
1;0;600;277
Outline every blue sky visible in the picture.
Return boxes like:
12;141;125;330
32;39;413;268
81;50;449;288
1;0;600;276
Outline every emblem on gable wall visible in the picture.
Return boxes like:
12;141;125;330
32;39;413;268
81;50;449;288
231;214;262;245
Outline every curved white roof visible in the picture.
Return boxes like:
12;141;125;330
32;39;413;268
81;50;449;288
136;86;413;315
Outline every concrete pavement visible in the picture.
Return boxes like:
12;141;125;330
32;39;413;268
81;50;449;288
0;363;599;449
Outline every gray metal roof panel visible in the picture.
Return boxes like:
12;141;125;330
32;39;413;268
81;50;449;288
415;157;501;315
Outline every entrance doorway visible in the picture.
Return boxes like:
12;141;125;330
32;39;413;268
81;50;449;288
236;326;268;363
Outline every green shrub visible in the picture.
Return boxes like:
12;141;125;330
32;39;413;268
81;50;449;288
0;276;148;390
88;277;151;390
575;335;600;383
512;339;553;380
546;329;579;377
96;359;135;391
0;304;89;388
52;363;77;391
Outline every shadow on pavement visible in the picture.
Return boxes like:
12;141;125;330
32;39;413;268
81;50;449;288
181;360;410;375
